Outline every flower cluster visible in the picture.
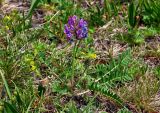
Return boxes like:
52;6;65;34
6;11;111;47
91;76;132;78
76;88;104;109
64;15;88;41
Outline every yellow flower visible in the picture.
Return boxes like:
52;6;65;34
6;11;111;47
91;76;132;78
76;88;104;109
5;26;9;30
87;53;97;59
30;61;36;71
4;16;11;21
31;65;36;71
81;52;97;59
30;61;35;66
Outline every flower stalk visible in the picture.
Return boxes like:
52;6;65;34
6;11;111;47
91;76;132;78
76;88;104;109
71;40;80;86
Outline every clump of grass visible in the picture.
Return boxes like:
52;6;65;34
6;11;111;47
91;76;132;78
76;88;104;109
117;69;159;112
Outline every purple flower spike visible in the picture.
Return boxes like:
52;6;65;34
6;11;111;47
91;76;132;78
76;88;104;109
64;25;73;40
64;15;88;41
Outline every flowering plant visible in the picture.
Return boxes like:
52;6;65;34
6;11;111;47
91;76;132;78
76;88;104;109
64;15;88;41
63;16;88;87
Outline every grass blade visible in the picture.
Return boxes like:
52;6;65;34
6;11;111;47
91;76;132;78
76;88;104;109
26;0;40;18
0;69;11;99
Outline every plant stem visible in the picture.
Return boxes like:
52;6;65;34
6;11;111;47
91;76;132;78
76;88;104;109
71;40;80;86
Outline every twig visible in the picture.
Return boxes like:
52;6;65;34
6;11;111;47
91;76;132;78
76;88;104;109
77;90;90;96
95;65;119;83
30;10;60;30
98;19;113;31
